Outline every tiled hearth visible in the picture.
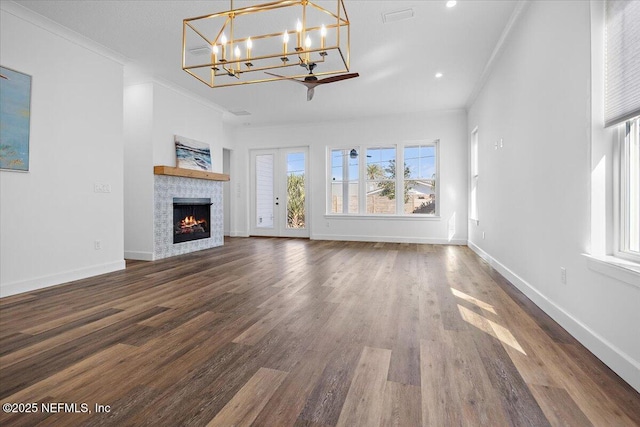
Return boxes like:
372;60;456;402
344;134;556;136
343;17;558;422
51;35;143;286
153;174;224;259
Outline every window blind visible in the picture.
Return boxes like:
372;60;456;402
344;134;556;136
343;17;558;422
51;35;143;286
605;0;640;127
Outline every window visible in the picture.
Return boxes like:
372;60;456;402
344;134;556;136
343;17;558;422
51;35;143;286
605;0;640;263
366;147;397;214
404;144;437;214
604;0;640;127
330;148;359;214
618;116;640;261
470;127;479;222
328;141;438;216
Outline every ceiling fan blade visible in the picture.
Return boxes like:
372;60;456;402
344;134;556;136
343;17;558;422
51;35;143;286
265;71;357;101
316;73;360;85
264;71;307;87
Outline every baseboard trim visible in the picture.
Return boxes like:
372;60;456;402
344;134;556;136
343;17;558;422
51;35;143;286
312;234;467;245
124;251;154;261
229;231;250;237
0;260;126;298
467;241;640;393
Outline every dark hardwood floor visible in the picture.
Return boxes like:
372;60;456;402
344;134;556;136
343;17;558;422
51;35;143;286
1;237;638;426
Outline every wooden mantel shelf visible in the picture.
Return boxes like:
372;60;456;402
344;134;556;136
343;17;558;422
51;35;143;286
154;166;229;181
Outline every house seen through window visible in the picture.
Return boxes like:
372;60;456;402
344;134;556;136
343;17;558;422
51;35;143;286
329;141;438;216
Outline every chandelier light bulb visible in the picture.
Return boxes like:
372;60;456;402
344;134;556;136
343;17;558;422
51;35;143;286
304;35;312;62
220;34;227;60
296;20;303;48
211;44;218;66
234;46;241;71
282;30;289;59
246;38;252;61
321;24;327;37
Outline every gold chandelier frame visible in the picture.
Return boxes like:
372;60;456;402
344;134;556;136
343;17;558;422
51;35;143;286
182;0;350;88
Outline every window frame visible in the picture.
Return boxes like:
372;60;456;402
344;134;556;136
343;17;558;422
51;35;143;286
614;116;640;263
328;147;360;215
326;140;440;218
366;146;398;215
469;127;479;224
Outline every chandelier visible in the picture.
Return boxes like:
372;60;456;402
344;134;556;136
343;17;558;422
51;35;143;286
182;0;351;88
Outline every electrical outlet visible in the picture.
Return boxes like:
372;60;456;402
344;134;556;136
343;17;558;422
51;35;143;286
482;231;485;239
94;183;112;193
94;240;102;250
560;267;567;284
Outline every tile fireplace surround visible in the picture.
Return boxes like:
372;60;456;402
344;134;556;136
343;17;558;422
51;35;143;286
153;167;228;260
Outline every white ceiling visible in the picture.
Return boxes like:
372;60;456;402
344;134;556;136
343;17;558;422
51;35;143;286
11;0;519;127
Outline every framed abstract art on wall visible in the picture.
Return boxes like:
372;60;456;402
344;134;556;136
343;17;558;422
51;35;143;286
175;135;212;172
0;66;32;172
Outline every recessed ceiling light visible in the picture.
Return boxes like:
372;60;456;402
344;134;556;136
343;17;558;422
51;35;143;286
446;1;457;8
435;72;443;78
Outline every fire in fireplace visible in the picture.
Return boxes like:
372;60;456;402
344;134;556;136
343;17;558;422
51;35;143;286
173;198;212;244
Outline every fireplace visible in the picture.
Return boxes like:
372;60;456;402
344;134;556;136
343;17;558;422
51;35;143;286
173;197;211;244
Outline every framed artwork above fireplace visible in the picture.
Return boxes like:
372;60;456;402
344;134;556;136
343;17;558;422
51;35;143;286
175;135;212;172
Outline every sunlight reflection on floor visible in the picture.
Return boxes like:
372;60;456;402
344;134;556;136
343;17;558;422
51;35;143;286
452;287;527;355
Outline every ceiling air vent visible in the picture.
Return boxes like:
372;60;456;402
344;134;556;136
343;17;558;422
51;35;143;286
188;45;211;56
230;109;252;116
382;8;414;24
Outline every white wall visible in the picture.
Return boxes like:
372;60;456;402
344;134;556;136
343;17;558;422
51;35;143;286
231;110;468;244
123;83;154;259
467;0;639;391
151;84;225;171
0;3;126;297
123;80;229;260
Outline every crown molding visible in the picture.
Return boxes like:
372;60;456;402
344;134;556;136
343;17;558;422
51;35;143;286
465;0;531;110
124;74;227;116
1;1;128;65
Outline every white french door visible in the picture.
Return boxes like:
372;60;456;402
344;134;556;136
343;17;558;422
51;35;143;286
250;147;309;238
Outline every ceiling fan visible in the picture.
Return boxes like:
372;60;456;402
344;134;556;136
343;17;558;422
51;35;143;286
265;63;359;101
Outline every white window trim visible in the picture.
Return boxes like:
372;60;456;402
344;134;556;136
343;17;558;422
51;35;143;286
587;1;640;287
614;118;640;264
469;126;479;225
584;254;640;288
327;146;360;215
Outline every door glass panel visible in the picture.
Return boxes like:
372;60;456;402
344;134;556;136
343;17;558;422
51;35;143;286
256;154;274;228
286;152;305;229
